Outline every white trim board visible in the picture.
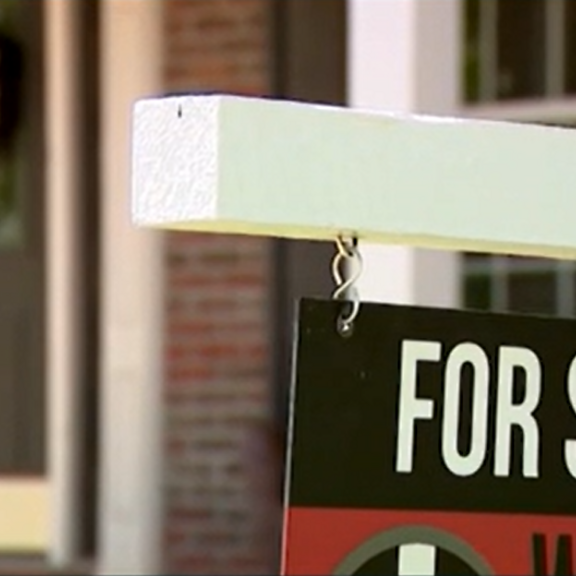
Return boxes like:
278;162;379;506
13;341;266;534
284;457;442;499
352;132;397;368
462;97;576;123
132;95;576;260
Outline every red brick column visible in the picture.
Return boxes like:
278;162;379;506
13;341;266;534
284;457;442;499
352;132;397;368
162;1;280;574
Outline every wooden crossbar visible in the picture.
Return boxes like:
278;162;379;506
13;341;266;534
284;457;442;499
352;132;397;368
132;95;576;259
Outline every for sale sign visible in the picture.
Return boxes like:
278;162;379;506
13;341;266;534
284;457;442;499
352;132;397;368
282;299;576;575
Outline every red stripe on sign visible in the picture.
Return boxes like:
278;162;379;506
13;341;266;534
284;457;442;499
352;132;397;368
281;507;576;575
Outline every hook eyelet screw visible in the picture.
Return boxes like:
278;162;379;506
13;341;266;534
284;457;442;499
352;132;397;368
331;235;362;337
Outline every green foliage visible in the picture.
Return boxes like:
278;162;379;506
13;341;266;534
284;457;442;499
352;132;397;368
0;0;20;238
0;156;16;221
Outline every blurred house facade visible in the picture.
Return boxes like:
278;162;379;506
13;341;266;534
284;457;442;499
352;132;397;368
0;0;575;574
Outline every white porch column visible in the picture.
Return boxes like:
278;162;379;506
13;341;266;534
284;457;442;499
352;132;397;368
46;0;83;564
347;0;462;306
98;1;163;574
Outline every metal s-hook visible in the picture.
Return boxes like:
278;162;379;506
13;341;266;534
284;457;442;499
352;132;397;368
331;235;362;336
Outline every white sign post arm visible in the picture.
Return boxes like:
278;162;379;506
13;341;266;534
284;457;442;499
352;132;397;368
133;94;576;261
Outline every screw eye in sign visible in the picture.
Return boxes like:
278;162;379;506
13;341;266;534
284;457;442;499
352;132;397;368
282;299;576;576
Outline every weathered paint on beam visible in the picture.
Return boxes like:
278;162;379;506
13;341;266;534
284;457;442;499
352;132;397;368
132;95;576;259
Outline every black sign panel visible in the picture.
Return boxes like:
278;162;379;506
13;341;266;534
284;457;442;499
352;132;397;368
282;299;576;575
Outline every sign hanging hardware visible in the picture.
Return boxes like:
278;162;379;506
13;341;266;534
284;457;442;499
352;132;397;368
331;235;363;337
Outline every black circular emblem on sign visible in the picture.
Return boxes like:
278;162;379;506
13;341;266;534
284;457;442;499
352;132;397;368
333;526;493;575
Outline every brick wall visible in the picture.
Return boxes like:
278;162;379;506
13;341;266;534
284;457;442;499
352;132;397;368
161;1;280;574
164;0;270;94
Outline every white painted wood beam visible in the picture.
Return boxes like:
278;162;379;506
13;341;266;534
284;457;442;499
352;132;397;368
133;94;576;260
